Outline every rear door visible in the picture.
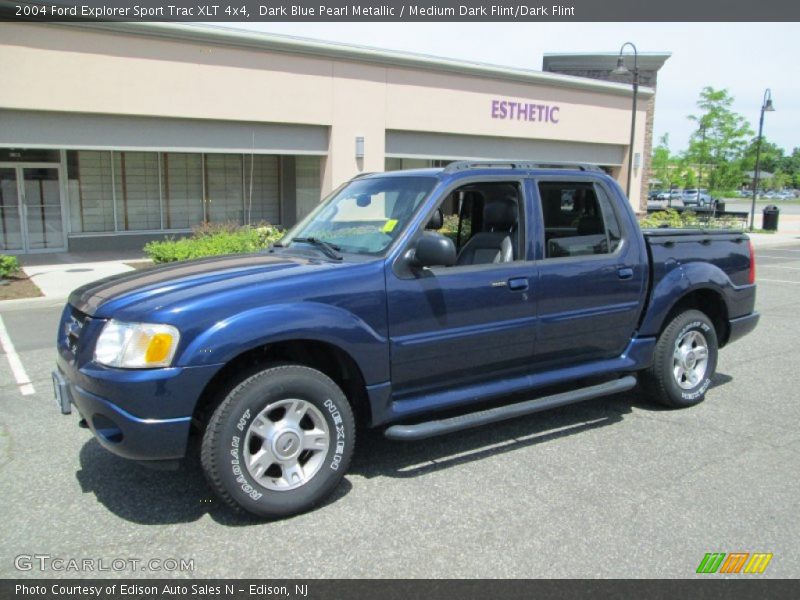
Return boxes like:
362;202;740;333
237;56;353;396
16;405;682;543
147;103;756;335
531;178;647;368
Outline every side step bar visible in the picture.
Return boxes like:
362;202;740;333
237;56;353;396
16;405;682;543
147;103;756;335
384;375;637;441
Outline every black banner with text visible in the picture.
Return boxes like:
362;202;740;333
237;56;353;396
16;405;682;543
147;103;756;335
4;579;800;600
1;0;799;22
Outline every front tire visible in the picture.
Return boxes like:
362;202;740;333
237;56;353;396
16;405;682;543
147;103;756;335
641;310;718;408
201;364;355;519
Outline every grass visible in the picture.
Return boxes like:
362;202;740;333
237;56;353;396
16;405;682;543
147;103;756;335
0;272;43;301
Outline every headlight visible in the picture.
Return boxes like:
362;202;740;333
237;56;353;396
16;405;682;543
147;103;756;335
94;320;180;368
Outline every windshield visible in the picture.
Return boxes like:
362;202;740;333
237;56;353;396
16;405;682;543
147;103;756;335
280;175;437;255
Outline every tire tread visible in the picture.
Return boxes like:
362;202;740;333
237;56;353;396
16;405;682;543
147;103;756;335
200;364;354;516
641;309;716;409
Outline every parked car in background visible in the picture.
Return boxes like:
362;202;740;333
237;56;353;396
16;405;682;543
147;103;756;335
682;188;712;207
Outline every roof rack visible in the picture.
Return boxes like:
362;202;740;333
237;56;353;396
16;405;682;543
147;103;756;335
442;161;603;174
349;171;377;180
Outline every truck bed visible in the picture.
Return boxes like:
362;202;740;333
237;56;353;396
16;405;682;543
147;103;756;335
639;227;755;339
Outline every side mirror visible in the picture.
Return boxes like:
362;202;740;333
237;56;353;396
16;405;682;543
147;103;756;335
413;232;456;268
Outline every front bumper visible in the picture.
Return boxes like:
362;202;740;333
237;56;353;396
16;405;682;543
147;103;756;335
55;356;222;461
726;312;760;346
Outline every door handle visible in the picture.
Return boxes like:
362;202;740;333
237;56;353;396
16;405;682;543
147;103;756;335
508;277;529;291
617;267;634;280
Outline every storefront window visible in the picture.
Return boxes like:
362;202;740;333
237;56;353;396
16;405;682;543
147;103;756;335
295;156;321;221
67;151;115;233
244;155;280;225
64;150;309;234
205;154;243;224
113;152;162;231
162;153;204;229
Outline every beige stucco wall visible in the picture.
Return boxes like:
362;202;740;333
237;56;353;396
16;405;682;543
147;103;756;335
0;22;649;208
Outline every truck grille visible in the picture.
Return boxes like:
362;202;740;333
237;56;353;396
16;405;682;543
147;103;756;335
64;308;88;353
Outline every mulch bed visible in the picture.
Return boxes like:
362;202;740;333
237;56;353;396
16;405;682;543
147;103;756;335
0;272;44;301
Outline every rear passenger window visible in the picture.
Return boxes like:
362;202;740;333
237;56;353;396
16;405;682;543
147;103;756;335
537;181;623;259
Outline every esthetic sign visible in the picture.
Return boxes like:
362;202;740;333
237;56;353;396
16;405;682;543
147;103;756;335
491;99;560;123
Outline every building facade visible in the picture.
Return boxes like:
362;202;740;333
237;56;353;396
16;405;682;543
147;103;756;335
0;22;663;254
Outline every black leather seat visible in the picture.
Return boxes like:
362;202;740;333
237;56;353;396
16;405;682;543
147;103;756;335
456;197;518;265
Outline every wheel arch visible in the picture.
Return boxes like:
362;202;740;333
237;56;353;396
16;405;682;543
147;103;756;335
191;338;371;434
658;288;730;347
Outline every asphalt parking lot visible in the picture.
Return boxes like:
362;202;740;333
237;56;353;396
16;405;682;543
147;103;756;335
1;245;800;579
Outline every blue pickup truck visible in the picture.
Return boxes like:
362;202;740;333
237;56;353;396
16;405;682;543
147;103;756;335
54;162;759;518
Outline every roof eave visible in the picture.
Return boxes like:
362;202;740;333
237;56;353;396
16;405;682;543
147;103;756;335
50;21;655;98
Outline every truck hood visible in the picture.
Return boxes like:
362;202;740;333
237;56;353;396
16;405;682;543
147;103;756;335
69;252;344;318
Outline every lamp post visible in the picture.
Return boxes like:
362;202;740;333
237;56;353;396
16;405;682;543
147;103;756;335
697;122;706;207
613;42;639;199
750;89;775;231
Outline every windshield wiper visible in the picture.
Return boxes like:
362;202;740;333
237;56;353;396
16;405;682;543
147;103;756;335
290;237;343;260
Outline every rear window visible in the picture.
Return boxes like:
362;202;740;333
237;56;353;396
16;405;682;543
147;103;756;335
537;181;623;259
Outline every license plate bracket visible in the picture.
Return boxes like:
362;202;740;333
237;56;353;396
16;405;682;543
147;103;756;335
52;370;72;415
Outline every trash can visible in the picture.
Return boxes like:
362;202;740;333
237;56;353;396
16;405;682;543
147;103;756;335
763;205;780;231
715;201;726;212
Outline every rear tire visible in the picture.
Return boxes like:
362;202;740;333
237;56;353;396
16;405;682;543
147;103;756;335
641;310;718;408
201;364;355;519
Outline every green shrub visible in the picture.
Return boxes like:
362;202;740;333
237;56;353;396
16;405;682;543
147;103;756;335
639;208;699;229
144;222;284;264
639;208;744;231
439;213;472;243
0;255;20;278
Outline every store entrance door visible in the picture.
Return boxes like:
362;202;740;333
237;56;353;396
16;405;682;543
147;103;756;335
0;164;66;253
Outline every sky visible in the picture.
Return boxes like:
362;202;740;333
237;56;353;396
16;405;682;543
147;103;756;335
219;21;799;156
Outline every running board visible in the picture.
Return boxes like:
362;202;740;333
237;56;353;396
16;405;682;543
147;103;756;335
383;375;637;441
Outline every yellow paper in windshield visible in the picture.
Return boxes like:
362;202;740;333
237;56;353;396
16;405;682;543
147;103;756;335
382;219;398;233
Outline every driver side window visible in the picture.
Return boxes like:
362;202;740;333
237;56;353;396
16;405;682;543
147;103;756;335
427;181;525;267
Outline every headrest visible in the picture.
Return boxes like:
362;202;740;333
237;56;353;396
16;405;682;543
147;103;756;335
484;197;518;230
426;208;443;230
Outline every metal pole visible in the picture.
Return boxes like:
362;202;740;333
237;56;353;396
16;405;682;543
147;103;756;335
698;124;705;207
626;71;638;198
750;100;766;231
619;43;639;200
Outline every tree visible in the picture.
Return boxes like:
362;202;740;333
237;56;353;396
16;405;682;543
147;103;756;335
685;87;753;190
778;147;800;188
651;134;674;189
742;136;784;174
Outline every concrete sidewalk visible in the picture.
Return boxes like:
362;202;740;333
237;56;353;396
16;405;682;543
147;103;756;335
749;231;800;248
13;249;148;303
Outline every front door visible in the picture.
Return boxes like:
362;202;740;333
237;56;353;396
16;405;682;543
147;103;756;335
0;165;66;253
386;179;537;399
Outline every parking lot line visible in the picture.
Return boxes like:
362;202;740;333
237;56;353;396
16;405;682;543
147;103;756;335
759;265;800;270
757;278;800;284
0;315;35;396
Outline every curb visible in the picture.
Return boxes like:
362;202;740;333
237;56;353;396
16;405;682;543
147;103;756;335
0;296;66;312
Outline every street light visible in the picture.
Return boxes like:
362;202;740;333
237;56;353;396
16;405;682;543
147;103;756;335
750;88;775;231
613;42;639;200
